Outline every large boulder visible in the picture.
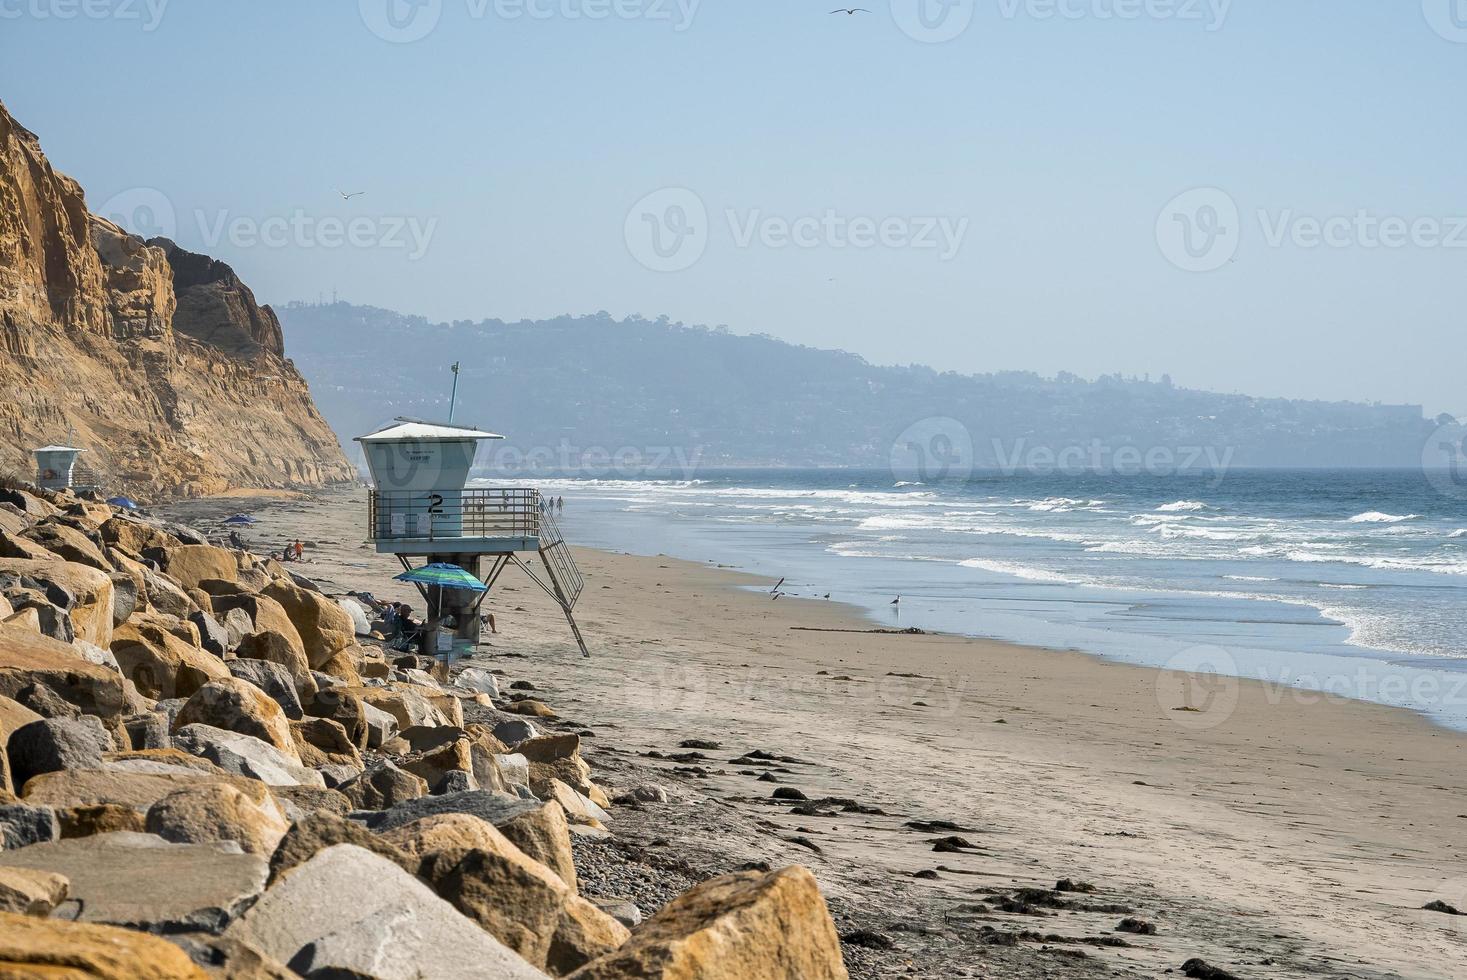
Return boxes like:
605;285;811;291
260;580;354;670
234;630;315;697
0;831;267;933
0;558;115;646
0;627;127;723
339;684;454;731
357;789;542;833
6;716;114;788
225;845;548;980
207;594;303;659
566;867;848;980
110;619;230;701
300;689;375;750
518;733;595;798
22;767;273;815
266;810;417;885
0;910;209;978
173;724;324;787
100;517;174;555
146;544;237;591
337;759;428;810
384;813;571;967
289;717;361;770
226;659;306;720
188;610;229;656
173;679;300;762
145;783;289;856
0;528;60;562
499;800;578;894
21;521;110;572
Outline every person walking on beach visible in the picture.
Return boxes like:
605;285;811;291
293;539;304;561
557;496;564;513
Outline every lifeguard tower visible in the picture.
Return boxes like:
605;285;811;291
33;445;96;493
356;418;588;658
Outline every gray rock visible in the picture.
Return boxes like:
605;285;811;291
220;607;254;651
107;572;139;627
172;724;325;787
227;659;304;720
361;701;398;749
154;698;188;727
591;896;643;929
71;640;120;673
188;610;229;656
497;752;530;787
399;667;441;689
317;763;362;789
436;770;473;795
455;666;501;698
0;804;59;849
10;597;73;643
0;831;266;931
354;789;541;833
7;717;114;787
617;784;671;804
492;716;539;746
124;712;172;750
337;597;371;636
225;845;547;979
14;683;82;721
309;671;340;690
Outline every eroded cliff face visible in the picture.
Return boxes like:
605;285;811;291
0;100;354;498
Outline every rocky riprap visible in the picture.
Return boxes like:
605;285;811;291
0;483;851;979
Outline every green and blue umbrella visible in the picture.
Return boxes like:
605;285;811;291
394;563;487;592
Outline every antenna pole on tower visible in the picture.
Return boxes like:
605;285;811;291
448;362;461;423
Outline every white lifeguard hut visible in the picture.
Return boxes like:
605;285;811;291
33;445;90;493
356;418;588;658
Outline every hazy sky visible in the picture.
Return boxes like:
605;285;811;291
3;1;1463;416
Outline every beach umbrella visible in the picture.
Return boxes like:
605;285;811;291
106;496;139;510
393;563;487;592
223;514;257;526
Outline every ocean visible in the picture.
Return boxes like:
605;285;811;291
483;469;1467;729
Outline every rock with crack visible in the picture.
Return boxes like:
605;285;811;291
173;678;300;762
226;844;550;979
172;724;325;787
0;831;267;932
259;580;355;671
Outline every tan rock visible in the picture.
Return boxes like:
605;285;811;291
100;517;173;555
209;594;304;661
518;733;595;797
338;760;427;810
173;678;300;761
186;588;213;614
545;779;607;829
22;767;272;813
289;717;361;769
152;544;238;591
267;810;417;885
260;580;354;670
126;610;201;647
337;685;452;732
550;895;632;976
1;606;41;636
146;782;289;856
235;630;315;693
316;645;363;686
0;557;115;646
506;699;558;718
387;813;572;967
566;867;847;980
22;521;110;571
0;528;59;562
500;800;578;895
301;689;371;750
104;748;230;776
110;619;229;701
398;735;475;792
0;910;209;978
57;802;147;838
0;866;68;915
0;627;127;722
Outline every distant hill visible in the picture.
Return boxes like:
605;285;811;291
279;302;1434;475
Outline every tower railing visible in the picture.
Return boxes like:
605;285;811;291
368;487;542;542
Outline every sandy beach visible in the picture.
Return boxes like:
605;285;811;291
162;486;1467;980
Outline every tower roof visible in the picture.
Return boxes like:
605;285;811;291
354;418;504;443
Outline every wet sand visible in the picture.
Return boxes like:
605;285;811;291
163;486;1467;979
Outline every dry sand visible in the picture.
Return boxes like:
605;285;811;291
163;486;1467;979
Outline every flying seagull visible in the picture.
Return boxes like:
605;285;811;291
830;7;870;14
336;189;365;202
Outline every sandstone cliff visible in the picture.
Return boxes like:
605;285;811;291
0;99;354;498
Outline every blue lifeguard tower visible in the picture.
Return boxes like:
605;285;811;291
356;418;588;658
33;444;97;493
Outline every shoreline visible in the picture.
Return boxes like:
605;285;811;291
165;486;1467;978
